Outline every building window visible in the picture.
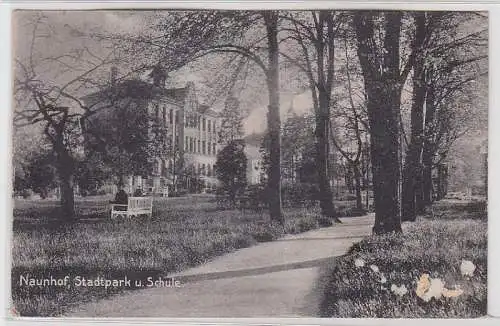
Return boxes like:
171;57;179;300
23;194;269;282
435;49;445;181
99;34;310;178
198;116;201;130
202;141;206;155
188;114;194;128
162;106;166;124
208;120;211;132
202;118;206;131
207;165;212;177
169;109;173;124
207;142;211;155
185;136;189;151
189;138;193;153
213;122;217;134
201;164;206;176
197;140;201;153
213;164;216;175
213;143;216;156
175;111;179;124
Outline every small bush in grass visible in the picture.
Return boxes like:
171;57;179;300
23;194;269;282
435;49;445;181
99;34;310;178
344;207;368;217
248;222;285;242
317;216;333;227
281;182;319;208
285;215;320;234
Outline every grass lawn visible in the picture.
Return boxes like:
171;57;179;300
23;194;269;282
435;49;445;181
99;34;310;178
319;199;487;318
11;195;355;317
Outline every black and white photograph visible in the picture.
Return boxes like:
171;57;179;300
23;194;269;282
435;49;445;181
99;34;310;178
9;7;488;319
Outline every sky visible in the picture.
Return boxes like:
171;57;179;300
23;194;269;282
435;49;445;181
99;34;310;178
12;10;319;135
12;9;488;142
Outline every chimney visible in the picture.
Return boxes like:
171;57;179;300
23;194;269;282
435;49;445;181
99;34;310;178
110;66;118;86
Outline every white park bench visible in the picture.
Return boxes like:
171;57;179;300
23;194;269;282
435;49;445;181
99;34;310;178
110;197;153;219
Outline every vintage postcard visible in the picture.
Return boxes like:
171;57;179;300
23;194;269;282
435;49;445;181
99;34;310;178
8;6;488;319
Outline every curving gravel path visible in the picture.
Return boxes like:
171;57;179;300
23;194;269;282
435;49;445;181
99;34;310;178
67;214;374;318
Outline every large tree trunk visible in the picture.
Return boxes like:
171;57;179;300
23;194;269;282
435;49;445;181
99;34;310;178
56;149;76;220
60;169;75;219
353;163;363;210
316;92;338;220
436;163;448;200
415;164;425;214
366;87;403;234
355;12;404;234
263;11;284;225
422;159;433;206
402;13;427;222
49;127;76;221
422;85;436;208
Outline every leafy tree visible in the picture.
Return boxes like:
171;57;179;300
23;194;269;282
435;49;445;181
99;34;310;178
129;10;285;224
218;96;244;145
24;150;58;199
281;111;316;182
401;12;487;221
331;35;370;210
81;81;170;188
280;11;344;222
13;13;123;219
354;11;416;234
75;153;113;196
194;10;284;225
215;140;248;205
297;145;319;184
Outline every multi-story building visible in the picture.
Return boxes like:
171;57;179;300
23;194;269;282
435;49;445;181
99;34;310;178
82;67;221;195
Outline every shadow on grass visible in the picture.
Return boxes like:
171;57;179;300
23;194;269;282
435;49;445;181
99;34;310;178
12;211;111;233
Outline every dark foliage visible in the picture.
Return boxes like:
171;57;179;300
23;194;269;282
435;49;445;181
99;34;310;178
215;140;248;203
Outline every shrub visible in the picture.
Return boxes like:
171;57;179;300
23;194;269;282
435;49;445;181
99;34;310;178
281;182;319;208
342;207;368;217
285;215;320;234
317;216;334;227
215;141;248;202
247;221;285;242
245;184;267;209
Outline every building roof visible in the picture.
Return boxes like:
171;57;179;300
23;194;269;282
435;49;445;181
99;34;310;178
198;104;220;118
163;87;188;104
82;79;182;105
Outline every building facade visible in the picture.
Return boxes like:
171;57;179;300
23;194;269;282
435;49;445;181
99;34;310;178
82;70;221;195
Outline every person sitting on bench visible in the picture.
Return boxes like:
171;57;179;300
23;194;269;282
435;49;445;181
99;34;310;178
111;186;128;211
